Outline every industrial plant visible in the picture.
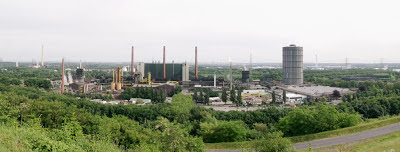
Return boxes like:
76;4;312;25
38;43;357;110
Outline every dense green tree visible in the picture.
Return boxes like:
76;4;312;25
204;90;210;105
24;78;52;89
333;90;341;99
254;132;294;152
230;88;236;104
236;88;242;107
271;91;276;103
277;104;361;136
221;87;227;104
198;120;248;143
199;89;204;103
192;88;198;102
283;90;287;102
119;87;166;103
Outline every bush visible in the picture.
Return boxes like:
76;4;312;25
254;131;293;152
24;78;52;89
277;104;361;136
198;120;248;143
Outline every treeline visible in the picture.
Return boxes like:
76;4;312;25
0;67;61;80
118;87;166;103
304;69;398;80
278;104;361;136
0;92;204;151
308;77;400;119
24;78;52;89
192;88;216;105
0;76;21;85
0;82;365;142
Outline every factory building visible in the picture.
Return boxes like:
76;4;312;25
242;70;250;83
144;63;185;81
69;68;99;94
282;44;303;86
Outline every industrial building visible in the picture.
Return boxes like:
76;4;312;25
242;70;250;83
282;44;303;86
282;85;356;100
144;63;185;81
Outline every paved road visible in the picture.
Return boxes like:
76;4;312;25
294;123;400;150
207;123;400;152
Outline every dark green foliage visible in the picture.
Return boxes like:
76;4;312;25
198;120;248;143
118;87;166;104
254;131;294;152
0;76;21;85
230;88;236;104
24;78;52;89
192;88;198;102
283;90;287;102
174;85;182;94
199;89;204;103
236;88;242;106
0;92;204;151
272;91;276;103
277;104;361;136
204;90;210;105
221;88;227;104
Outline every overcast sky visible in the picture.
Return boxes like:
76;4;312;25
1;0;400;64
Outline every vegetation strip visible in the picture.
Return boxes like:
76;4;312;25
205;116;400;150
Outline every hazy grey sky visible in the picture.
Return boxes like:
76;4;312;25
1;0;399;63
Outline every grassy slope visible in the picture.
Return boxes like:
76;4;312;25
0;125;27;152
304;130;400;152
0;123;122;152
205;116;400;150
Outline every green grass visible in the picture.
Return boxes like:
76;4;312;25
205;141;255;150
289;115;400;143
205;115;400;150
0;122;123;152
304;130;400;152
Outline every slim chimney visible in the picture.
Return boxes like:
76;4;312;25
41;45;44;67
195;46;198;79
163;46;166;79
61;58;65;94
131;46;134;77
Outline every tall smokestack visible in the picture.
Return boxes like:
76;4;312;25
61;58;65;94
163;46;166;79
41;45;44;67
131;46;134;77
195;46;198;79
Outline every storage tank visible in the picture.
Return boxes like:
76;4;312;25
282;44;303;85
116;83;122;90
111;82;116;90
